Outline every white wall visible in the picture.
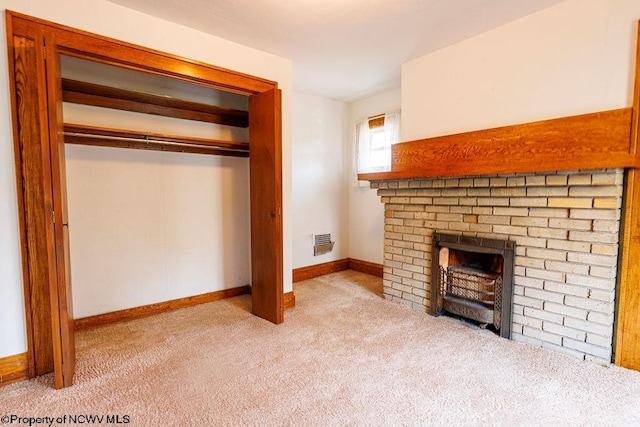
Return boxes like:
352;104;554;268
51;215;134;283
65;149;252;318
402;0;640;141
61;57;252;318
0;0;293;358
292;92;348;268
347;89;401;264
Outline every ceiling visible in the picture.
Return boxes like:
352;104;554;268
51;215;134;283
106;0;565;103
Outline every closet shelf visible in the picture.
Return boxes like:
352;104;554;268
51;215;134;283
62;79;249;128
63;124;249;157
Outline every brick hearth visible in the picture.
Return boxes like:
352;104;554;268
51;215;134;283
371;169;623;364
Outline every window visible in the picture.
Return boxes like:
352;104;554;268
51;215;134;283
356;111;400;177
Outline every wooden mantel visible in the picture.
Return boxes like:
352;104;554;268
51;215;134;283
358;108;637;181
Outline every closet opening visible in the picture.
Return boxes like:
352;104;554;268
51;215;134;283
59;55;254;329
7;11;284;389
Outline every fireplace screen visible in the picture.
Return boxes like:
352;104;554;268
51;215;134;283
440;264;502;327
431;232;514;338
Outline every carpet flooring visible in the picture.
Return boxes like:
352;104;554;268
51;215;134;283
1;270;640;426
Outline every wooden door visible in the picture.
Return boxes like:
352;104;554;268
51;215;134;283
44;35;75;388
249;89;284;324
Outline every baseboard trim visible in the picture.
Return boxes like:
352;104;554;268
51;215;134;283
292;258;384;283
283;291;296;309
293;258;350;282
1;286;295;386
0;352;28;387
348;258;384;278
75;286;251;330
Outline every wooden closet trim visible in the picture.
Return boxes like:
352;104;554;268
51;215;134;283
614;22;640;371
62;79;250;128
9;11;276;95
6;10;284;387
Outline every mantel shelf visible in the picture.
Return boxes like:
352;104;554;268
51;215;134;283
358;108;637;181
64;123;249;157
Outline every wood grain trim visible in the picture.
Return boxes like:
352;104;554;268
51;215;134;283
292;259;350;283
349;258;384;278
75;286;251;330
0;353;28;387
615;22;640;370
7;11;277;95
292;258;384;283
248;89;284;324
8;32;55;377
62;79;249;128
6;20;37;379
63;124;249;157
359;108;636;181
283;292;296;309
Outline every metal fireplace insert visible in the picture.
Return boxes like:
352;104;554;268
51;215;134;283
430;232;515;338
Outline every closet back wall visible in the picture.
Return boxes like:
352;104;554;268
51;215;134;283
65;149;250;318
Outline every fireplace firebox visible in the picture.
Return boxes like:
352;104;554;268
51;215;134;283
430;232;515;338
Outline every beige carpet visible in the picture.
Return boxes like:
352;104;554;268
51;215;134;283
2;270;640;426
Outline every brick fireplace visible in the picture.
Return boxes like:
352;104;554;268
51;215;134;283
371;169;623;364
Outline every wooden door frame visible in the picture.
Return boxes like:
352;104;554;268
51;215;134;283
6;11;284;384
614;22;640;370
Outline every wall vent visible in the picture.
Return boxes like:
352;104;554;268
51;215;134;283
313;233;334;256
